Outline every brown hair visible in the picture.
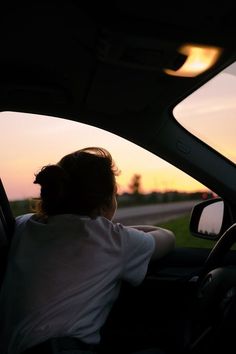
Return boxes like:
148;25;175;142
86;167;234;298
33;147;119;216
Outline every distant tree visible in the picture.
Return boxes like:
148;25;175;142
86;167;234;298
129;174;141;195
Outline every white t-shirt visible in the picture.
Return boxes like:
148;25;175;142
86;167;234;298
0;213;155;354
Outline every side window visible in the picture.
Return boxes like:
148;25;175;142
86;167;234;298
174;62;236;164
0;111;214;248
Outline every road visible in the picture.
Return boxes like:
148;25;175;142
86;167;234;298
113;200;200;225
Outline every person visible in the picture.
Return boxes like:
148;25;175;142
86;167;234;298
0;147;175;354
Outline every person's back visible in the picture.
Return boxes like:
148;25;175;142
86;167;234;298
0;147;175;354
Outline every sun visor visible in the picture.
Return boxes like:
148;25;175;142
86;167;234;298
86;30;195;115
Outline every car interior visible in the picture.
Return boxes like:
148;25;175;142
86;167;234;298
0;179;15;286
1;1;236;353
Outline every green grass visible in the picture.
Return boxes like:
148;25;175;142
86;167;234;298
159;214;217;249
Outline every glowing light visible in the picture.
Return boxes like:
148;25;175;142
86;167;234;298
164;44;222;77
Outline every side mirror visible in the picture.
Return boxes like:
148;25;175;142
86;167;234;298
190;198;233;240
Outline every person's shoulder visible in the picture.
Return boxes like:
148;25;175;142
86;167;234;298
105;219;152;242
116;224;155;248
95;217;126;231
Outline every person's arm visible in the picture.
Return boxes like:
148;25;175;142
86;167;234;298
129;225;176;260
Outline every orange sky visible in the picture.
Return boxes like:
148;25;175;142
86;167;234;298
1;66;235;201
0;112;206;200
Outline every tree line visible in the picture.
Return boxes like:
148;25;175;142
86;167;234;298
117;174;214;207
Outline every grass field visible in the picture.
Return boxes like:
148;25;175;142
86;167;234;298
159;214;217;249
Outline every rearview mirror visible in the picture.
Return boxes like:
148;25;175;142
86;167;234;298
190;198;233;240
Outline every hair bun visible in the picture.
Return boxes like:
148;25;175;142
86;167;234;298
34;165;67;187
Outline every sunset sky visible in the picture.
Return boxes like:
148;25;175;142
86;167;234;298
1;111;206;200
1;63;235;201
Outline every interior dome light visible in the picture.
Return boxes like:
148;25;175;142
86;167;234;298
164;44;222;77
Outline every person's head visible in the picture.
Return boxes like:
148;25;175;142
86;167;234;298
34;147;119;220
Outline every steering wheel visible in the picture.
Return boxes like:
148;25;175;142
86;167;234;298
198;223;236;283
186;224;236;354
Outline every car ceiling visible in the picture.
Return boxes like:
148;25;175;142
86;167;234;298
1;1;236;200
